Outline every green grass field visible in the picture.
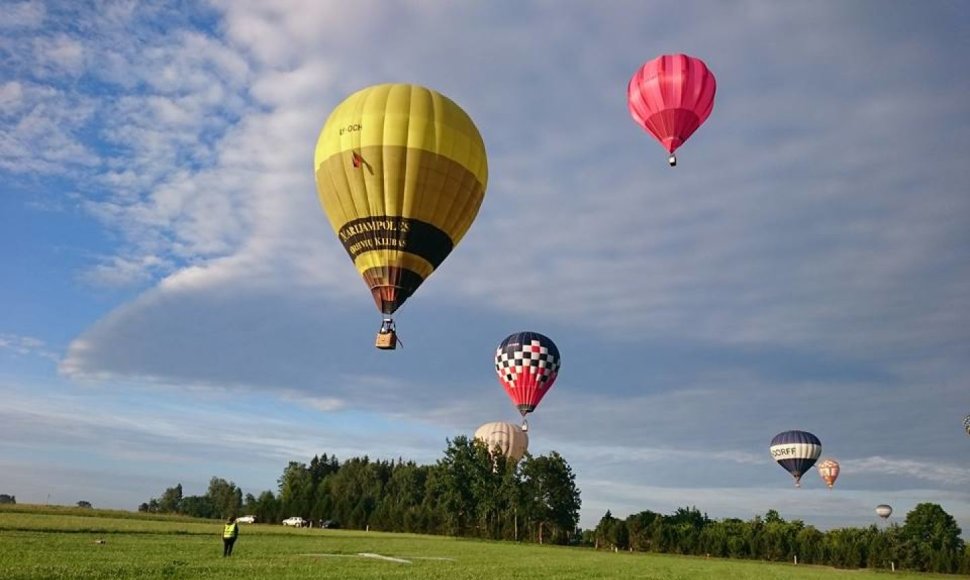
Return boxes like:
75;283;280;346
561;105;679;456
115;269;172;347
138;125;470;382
0;506;953;579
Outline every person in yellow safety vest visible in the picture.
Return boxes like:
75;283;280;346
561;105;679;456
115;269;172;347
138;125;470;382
222;516;239;557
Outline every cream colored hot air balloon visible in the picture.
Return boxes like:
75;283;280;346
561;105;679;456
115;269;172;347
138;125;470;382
474;421;528;461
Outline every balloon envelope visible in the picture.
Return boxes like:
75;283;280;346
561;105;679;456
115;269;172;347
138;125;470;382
474;421;529;461
963;414;970;436
314;83;488;316
876;504;893;519
817;458;840;489
770;430;822;487
627;54;716;154
495;331;561;416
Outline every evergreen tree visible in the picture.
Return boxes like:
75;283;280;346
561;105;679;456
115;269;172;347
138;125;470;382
158;483;182;513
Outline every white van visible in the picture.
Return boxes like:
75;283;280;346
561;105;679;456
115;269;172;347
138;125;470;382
235;515;256;524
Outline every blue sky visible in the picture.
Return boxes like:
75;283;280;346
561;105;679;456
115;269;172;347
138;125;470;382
1;1;968;531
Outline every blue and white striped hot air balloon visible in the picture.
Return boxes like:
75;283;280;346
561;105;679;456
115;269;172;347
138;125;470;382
770;430;822;487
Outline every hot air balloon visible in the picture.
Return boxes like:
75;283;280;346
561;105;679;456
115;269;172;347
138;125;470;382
627;53;716;166
817;458;840;489
876;504;893;519
963;414;970;436
314;84;488;349
495;331;561;431
474;421;529;462
770;430;822;487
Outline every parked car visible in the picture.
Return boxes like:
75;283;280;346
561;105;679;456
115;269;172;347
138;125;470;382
320;519;340;529
282;516;306;527
235;515;256;524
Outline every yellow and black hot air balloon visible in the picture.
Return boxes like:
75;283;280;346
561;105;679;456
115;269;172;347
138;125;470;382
314;84;488;349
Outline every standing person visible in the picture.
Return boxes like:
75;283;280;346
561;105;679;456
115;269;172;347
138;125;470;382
222;516;239;557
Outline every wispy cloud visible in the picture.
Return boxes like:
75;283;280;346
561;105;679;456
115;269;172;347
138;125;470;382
0;1;45;30
0;333;59;361
849;456;970;487
0;380;448;468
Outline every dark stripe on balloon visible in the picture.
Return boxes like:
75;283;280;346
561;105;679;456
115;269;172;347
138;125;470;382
339;216;453;269
777;458;816;477
771;430;821;446
362;267;424;315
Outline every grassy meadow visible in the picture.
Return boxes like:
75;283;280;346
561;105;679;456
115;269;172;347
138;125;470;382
0;505;953;579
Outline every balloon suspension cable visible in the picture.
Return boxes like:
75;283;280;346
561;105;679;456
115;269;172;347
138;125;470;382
667;153;677;167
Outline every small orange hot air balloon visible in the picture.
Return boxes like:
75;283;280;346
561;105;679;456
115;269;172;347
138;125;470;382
817;458;840;489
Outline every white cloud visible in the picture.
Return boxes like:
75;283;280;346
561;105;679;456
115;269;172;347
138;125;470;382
0;333;59;361
0;81;100;173
33;1;963;425
33;34;85;76
0;1;45;30
0;81;25;113
7;0;961;361
849;456;970;487
80;254;173;287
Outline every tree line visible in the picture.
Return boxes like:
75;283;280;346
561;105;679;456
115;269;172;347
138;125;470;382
139;435;581;544
592;503;969;575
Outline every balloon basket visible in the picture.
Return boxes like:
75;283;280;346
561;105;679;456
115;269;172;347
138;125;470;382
375;330;397;350
667;154;677;167
375;319;398;350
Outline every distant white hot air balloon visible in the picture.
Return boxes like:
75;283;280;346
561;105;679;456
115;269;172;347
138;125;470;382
474;421;529;461
875;504;893;519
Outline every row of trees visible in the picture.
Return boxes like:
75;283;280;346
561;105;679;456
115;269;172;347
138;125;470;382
140;436;581;544
0;495;90;508
0;494;15;504
593;504;969;575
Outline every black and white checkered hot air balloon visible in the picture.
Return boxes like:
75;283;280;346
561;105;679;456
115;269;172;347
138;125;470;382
494;331;561;431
